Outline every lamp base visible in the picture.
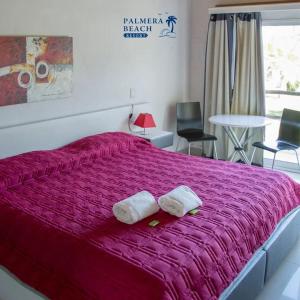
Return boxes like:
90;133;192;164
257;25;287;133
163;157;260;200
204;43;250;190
140;128;147;135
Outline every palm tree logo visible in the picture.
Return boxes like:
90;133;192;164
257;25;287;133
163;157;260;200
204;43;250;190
160;15;178;38
166;16;177;33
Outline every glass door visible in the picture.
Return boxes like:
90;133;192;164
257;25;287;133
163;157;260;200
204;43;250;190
262;25;300;172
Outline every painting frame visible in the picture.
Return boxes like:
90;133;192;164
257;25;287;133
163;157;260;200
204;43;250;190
0;35;73;107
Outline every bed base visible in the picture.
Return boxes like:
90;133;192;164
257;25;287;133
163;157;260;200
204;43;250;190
220;207;300;300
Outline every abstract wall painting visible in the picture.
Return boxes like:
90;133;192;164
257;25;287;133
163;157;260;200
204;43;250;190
0;36;73;107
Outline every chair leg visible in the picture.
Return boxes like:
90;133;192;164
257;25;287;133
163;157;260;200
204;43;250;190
250;148;257;165
272;152;277;170
294;150;300;168
188;143;191;155
176;137;181;152
213;141;218;160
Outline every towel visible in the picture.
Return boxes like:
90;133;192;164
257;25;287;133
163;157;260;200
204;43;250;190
158;185;203;217
113;191;159;225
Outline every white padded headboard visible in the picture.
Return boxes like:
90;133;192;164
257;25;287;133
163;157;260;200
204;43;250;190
0;103;150;159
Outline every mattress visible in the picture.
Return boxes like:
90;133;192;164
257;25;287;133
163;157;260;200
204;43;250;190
0;132;300;300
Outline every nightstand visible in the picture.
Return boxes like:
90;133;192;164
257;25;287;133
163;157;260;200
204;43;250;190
132;130;174;149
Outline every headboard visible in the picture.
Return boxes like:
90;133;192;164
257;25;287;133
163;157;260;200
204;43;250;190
0;103;150;159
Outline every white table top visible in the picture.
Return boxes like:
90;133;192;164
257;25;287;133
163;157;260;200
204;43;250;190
209;114;272;128
133;129;173;139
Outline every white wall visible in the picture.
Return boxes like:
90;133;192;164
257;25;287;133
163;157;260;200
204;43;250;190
0;0;191;133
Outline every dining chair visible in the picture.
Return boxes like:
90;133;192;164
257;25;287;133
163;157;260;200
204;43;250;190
251;108;300;170
176;102;218;159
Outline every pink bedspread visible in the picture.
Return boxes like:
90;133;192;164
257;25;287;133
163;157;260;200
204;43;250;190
0;132;299;300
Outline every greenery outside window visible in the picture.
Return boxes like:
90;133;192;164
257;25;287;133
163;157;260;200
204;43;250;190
263;25;300;119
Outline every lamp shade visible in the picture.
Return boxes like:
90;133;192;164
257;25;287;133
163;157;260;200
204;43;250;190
134;113;156;128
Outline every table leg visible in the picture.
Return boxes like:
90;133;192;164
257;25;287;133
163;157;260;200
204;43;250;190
224;126;251;165
230;151;237;162
239;128;249;145
228;127;248;160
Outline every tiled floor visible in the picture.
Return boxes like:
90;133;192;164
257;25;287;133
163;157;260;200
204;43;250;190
282;171;300;184
255;171;300;300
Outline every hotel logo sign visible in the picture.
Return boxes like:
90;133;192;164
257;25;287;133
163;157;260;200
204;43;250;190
123;13;177;39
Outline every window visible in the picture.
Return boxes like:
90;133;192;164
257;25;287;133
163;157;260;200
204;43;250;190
263;25;300;117
262;25;300;169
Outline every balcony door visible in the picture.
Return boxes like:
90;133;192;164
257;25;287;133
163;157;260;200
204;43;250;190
262;24;300;172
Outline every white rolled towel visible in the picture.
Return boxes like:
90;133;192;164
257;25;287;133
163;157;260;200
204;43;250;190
113;191;159;225
158;186;203;217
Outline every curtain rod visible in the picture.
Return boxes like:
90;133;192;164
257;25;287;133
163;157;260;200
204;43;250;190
209;2;300;14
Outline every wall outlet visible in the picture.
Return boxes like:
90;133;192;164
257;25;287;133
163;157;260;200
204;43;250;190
130;88;136;99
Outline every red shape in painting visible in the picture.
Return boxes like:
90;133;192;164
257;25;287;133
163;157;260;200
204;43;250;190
0;37;26;68
0;74;27;106
0;37;27;106
42;36;73;65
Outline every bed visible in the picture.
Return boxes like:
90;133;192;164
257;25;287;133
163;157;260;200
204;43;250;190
0;132;300;300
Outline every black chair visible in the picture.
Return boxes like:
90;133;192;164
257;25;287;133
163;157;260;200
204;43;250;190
251;108;300;170
176;102;218;158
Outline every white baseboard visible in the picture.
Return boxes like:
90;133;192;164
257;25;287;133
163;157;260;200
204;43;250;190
264;158;300;174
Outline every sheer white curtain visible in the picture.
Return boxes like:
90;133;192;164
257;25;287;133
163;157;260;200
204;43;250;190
204;12;265;164
204;14;232;160
231;13;266;165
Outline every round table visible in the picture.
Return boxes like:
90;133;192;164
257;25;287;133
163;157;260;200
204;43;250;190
209;115;272;164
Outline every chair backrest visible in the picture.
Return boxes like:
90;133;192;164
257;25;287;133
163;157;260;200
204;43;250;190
176;102;203;132
278;108;300;147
